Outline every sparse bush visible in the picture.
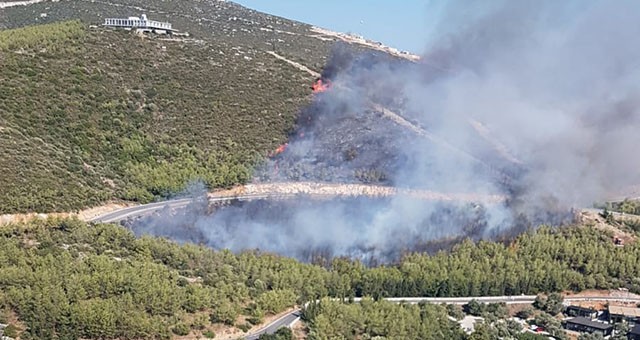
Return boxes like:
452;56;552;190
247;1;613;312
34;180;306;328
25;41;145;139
446;303;465;320
516;306;534;319
172;323;190;336
237;323;252;332
259;327;293;340
354;168;387;183
465;299;484;316
247;316;263;325
2;324;18;338
534;293;563;315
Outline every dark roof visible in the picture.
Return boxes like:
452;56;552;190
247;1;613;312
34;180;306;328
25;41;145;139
564;317;613;330
630;324;640;336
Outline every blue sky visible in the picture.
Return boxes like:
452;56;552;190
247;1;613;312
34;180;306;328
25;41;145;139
233;0;431;53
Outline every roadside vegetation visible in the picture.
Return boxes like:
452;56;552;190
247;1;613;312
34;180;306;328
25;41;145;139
605;199;640;216
1;218;640;338
0;21;311;213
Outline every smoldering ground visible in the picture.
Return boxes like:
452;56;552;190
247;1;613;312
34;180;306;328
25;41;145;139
128;196;513;264
128;0;640;261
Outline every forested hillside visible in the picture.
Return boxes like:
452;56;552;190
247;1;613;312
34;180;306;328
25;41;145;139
0;21;311;213
0;218;639;338
303;298;467;339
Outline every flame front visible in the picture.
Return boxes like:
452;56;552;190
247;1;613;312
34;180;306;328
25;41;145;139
270;143;288;158
312;78;331;93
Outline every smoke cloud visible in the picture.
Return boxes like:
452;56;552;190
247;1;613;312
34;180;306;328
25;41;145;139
129;1;640;262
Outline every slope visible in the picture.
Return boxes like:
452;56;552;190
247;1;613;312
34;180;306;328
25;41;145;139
0;19;315;213
0;0;413;214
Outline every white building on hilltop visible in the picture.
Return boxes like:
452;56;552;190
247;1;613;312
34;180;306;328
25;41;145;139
103;14;174;34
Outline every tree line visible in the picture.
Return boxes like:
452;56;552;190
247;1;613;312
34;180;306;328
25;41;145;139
0;218;639;338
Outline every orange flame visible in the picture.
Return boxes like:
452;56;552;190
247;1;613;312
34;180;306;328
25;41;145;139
312;78;331;93
270;143;288;157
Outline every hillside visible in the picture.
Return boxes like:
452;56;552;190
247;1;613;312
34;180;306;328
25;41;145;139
0;20;311;213
0;0;332;69
0;0;415;214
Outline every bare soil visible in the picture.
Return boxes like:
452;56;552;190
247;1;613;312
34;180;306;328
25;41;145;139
309;27;420;62
0;202;132;225
292;320;308;339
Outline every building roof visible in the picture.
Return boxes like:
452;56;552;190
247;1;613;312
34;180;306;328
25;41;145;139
609;306;640;317
567;305;596;312
630;324;640;336
103;14;173;31
565;317;613;330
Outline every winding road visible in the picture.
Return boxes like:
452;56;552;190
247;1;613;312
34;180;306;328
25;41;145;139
89;198;194;223
88;182;506;223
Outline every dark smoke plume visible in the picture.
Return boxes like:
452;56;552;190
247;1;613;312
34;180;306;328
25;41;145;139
129;1;640;262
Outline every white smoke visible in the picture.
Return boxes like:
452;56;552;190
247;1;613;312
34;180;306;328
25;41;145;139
410;0;640;207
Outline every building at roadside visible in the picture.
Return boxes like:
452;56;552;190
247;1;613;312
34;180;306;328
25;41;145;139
563;317;613;337
609;306;640;326
566;305;599;319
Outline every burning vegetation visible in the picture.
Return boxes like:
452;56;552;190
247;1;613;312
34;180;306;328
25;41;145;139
130;1;640;262
312;78;331;93
128;46;575;262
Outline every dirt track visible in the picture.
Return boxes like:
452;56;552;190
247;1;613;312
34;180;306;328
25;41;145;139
236;181;506;204
0;0;47;9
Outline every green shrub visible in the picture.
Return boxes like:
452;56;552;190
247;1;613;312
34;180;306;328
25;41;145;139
237;323;252;332
172;323;190;336
2;324;18;338
247;316;263;325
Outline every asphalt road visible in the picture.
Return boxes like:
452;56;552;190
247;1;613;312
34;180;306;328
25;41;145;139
244;311;301;340
89;198;194;223
368;295;640;305
88;187;506;224
89;195;273;224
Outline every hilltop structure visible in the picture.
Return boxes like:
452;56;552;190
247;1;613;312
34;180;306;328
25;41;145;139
103;14;174;35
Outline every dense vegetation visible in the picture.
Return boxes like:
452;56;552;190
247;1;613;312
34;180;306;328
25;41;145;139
302;299;568;340
0;218;639;338
0;218;326;339
329;225;640;298
0;21;312;213
303;298;466;339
